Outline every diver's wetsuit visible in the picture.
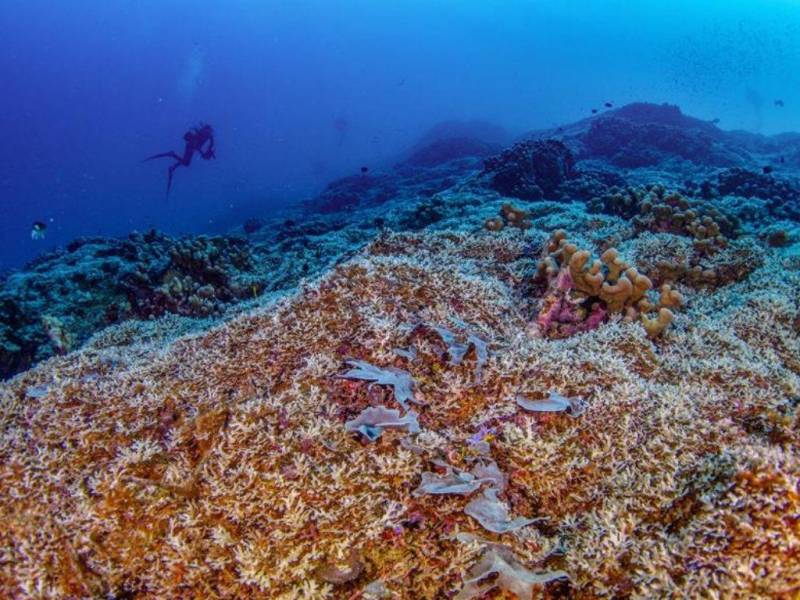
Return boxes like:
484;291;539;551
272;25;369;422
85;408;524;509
144;124;216;194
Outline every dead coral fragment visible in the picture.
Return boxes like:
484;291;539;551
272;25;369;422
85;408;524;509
471;460;507;492
392;345;417;360
516;391;587;417
341;359;418;409
414;460;506;496
431;326;489;377
344;406;420;441
465;488;540;533
455;538;568;599
413;468;482;496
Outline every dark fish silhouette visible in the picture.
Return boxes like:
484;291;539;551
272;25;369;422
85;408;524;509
604;101;613;108
762;166;773;174
360;166;369;175
591;108;598;114
774;99;785;107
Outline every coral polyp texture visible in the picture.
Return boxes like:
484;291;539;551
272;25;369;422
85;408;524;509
2;103;800;598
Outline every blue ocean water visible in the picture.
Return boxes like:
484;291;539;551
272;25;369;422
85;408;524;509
1;0;799;270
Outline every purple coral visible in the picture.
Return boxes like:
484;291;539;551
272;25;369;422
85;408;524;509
536;270;608;337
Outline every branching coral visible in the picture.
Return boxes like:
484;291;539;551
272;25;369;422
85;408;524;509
1;226;798;599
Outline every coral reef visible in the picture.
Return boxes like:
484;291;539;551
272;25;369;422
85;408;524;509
482;139;575;200
2;101;800;598
1;224;798;598
0;231;263;380
7;102;800;382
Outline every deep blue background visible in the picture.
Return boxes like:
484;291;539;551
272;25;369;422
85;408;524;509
1;0;798;269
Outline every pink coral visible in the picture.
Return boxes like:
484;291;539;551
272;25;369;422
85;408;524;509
536;268;608;337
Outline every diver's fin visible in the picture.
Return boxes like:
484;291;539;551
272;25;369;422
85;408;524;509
143;151;180;163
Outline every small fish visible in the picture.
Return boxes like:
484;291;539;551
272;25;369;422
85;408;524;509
762;165;773;174
360;166;369;175
604;101;613;108
710;118;720;124
774;99;785;107
591;108;598;114
31;221;47;240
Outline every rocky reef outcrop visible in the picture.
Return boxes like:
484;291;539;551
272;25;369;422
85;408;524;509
482;139;575;200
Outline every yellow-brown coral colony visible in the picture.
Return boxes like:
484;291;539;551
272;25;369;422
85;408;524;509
535;230;682;339
1;219;799;599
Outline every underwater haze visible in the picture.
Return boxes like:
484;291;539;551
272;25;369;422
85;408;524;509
1;0;799;269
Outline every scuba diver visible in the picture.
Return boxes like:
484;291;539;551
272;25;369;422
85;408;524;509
144;123;216;195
